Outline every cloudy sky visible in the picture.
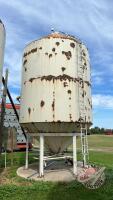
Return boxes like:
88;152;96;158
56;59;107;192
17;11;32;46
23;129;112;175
0;0;113;128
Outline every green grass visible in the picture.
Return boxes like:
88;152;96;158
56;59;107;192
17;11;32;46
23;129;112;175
1;135;113;200
0;151;37;168
77;134;113;150
0;170;113;200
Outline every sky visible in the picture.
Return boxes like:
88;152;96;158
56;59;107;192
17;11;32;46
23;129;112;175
0;0;113;128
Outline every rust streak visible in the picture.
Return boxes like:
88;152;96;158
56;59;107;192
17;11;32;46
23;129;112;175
23;48;37;57
29;78;36;83
52;101;55;111
49;54;52;58
26;75;90;85
28;107;31;115
40;100;45;107
41;74;78;82
23;59;27;65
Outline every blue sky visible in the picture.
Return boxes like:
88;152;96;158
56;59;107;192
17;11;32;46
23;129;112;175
0;0;113;128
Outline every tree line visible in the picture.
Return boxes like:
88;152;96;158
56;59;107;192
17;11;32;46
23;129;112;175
88;127;113;135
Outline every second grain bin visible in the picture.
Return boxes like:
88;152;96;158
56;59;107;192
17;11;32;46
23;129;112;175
0;20;5;90
20;32;92;154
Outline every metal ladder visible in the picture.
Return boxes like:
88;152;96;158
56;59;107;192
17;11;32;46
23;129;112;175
78;45;85;121
78;45;89;166
80;124;89;167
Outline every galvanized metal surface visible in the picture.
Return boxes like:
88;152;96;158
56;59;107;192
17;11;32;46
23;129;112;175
20;32;92;135
0;20;5;90
0;103;26;144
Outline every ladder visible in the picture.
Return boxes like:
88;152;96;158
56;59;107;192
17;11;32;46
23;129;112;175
80;124;89;167
78;44;85;122
78;45;89;166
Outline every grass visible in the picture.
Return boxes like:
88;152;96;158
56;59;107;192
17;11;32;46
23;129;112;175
77;134;113;150
0;134;113;200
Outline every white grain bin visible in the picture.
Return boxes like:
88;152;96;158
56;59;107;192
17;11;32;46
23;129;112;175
20;32;92;154
0;20;5;90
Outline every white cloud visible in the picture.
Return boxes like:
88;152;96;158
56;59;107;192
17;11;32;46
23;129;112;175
92;94;113;109
92;70;104;85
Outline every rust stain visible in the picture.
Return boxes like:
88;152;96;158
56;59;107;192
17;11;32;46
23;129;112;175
40;100;45;107
49;54;52;58
69;114;72;121
56;42;60;46
29;78;36;83
31;48;37;53
63;82;68;87
41;74;77;82
82;50;86;56
27;75;88;84
23;59;27;65
52;101;55;111
28;107;31;115
23;52;27;57
61;67;66;72
62;51;72;60
52;48;55;52
67;90;71;94
44;32;80;43
70;42;75;48
85;81;91;86
23;48;37;57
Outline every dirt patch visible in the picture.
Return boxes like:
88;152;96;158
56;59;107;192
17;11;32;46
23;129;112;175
0;167;32;186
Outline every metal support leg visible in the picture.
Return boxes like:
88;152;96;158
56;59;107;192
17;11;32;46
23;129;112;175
73;134;77;175
39;134;44;177
25;134;29;169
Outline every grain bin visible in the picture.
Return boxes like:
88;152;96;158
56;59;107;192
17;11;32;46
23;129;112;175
19;32;92;176
20;32;92;129
0;20;5;90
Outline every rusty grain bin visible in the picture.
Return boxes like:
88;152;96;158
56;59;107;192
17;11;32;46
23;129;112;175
19;32;92;153
0;20;5;90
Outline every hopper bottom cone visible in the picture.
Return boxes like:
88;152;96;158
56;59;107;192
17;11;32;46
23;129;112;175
44;136;72;154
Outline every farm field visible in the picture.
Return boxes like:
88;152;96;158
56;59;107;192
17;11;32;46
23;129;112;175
0;134;113;200
77;134;113;152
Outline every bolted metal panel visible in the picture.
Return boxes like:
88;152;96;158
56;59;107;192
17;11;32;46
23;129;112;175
0;20;5;90
19;32;92;153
